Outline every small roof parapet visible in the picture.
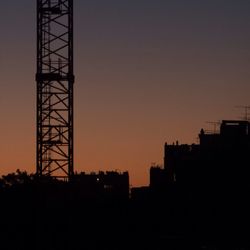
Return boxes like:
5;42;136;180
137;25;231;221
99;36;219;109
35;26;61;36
220;120;249;136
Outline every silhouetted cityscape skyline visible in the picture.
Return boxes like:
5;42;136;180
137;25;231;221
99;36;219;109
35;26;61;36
1;1;250;249
1;118;250;249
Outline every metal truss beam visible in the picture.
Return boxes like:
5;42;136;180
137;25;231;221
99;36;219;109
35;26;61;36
36;0;74;179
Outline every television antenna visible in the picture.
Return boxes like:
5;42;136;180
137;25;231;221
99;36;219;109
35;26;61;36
235;105;250;121
205;121;221;134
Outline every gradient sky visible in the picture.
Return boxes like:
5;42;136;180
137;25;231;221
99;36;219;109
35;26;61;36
0;0;250;186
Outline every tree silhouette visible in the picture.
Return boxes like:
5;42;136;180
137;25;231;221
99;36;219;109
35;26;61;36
0;169;34;188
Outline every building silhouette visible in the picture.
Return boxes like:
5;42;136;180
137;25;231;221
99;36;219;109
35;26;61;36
1;119;250;249
149;120;250;191
72;171;129;199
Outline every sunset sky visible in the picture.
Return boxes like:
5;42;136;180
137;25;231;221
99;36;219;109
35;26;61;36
0;0;250;186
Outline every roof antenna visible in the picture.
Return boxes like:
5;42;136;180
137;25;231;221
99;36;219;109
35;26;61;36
205;121;221;134
235;105;250;121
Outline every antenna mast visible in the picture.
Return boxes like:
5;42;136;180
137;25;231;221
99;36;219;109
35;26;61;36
205;121;221;134
235;105;250;121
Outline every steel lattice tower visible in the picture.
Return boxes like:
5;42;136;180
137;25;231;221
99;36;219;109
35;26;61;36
36;0;74;179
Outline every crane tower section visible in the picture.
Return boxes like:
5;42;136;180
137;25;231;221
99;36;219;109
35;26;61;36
36;0;74;179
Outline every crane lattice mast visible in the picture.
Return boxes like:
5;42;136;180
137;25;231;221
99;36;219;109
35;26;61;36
36;0;74;179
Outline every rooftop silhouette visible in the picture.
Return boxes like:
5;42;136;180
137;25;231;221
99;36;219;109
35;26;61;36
1;119;250;249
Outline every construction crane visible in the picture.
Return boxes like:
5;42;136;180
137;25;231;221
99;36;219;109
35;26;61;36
36;0;74;179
